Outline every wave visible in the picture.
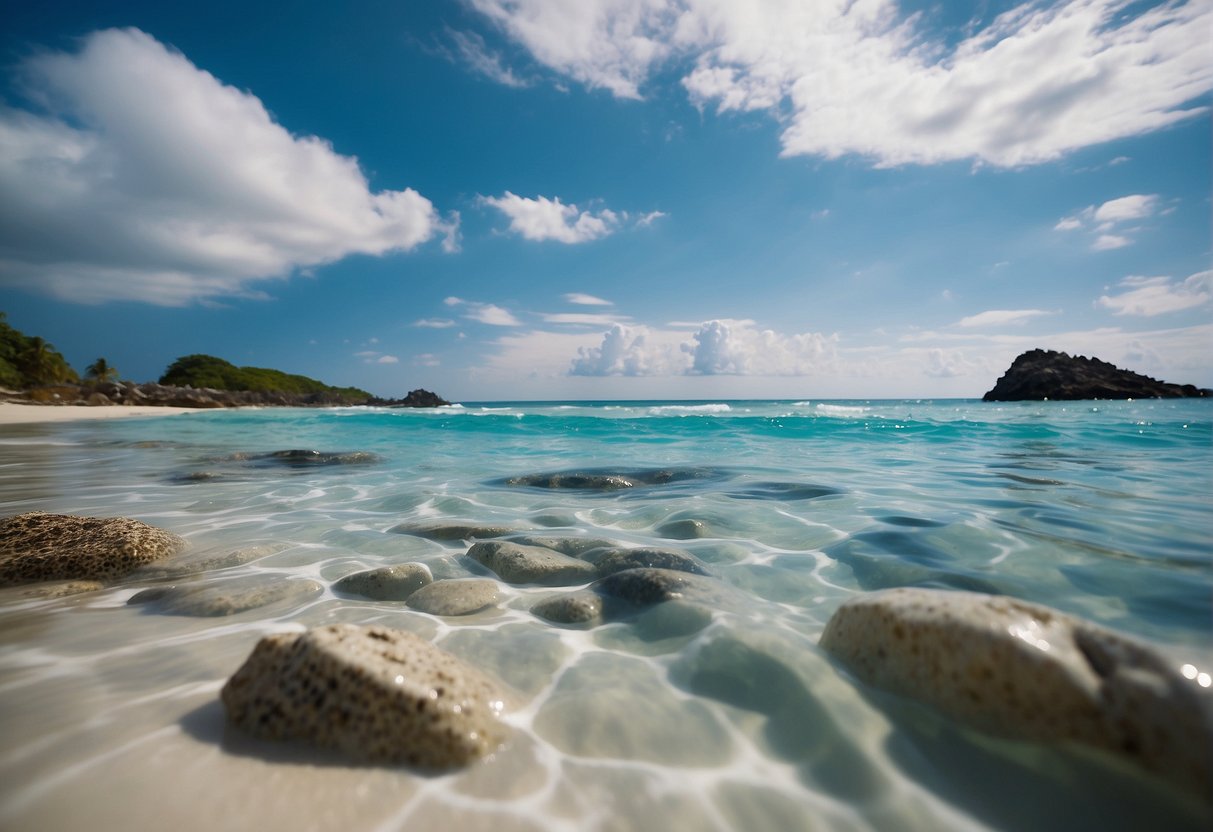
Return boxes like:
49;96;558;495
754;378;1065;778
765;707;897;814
646;403;733;416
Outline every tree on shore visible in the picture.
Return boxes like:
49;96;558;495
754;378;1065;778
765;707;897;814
86;357;119;383
18;337;78;386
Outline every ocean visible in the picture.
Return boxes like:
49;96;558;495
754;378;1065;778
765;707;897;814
1;399;1210;831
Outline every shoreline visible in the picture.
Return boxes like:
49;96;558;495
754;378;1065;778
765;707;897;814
0;402;201;426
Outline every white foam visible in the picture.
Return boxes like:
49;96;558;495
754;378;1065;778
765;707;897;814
646;403;732;415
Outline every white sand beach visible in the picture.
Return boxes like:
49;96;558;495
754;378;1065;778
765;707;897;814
0;402;198;426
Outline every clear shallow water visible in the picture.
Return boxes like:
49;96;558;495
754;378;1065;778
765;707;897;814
0;399;1210;831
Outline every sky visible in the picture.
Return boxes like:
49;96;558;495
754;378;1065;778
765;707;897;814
0;0;1210;401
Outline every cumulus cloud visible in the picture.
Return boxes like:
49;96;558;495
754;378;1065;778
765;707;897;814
1096;272;1212;316
1055;193;1160;250
480;192;622;243
957;309;1055;328
444;296;522;326
468;0;1211;167
0;28;454;305
571;324;682;375
564;292;613;306
377;355;400;364
923;348;981;378
356;350;400;364
570;319;836;376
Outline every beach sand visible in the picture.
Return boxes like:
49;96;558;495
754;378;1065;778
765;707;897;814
0;402;199;426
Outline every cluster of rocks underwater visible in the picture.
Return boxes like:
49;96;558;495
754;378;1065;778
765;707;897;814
2;479;1211;802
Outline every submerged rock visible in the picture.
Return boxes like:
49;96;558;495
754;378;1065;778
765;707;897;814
983;349;1211;401
501;467;721;491
467;540;596;586
819;587;1213;797
504;534;620;557
0;511;186;586
15;580;105;599
594;567;723;607
221;623;508;766
130;543;286;580
655;518;712;539
334;563;433;601
246;449;382;467
388;522;521;542
406;579;499;616
585;546;712;578
128;575;322;616
531;591;605;626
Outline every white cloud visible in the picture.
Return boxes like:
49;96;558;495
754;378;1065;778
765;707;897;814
957;309;1055;328
1055;192;1160;250
543;312;630;326
1091;233;1131;251
571;324;683;375
377;355;400;364
569;319;837;376
0;28;453;306
413;318;456;328
481;192;621;243
444;296;522;326
356;350;400;365
564;292;613;306
414;353;441;367
1092;194;1158;225
469;0;1212;167
1097;271;1212;317
446;28;529;88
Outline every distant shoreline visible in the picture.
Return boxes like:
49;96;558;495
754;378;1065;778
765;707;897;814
0;402;200;426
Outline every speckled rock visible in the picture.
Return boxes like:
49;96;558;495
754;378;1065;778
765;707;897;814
819;588;1213;797
221;623;509;766
16;580;105;598
0;511;186;586
388;522;521;541
467;541;596;586
532;591;605;626
334;563;433;601
128;575;323;616
407;579;499;616
586;547;712;578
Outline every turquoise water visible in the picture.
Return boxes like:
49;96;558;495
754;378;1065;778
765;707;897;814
1;399;1210;830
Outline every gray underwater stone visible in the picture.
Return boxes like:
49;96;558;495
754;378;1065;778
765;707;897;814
467;540;597;586
586;546;712;578
0;511;186;586
504;534;621;557
221;623;509;767
655;518;712;539
531;591;605;626
334;562;433;601
128;574;323;616
406;579;499;616
819;587;1213;798
129;542;287;581
593;567;724;607
503;467;721;492
388;522;521;542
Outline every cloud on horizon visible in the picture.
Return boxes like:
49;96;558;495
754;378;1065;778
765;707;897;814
0;28;454;306
1096;271;1212;317
468;0;1211;167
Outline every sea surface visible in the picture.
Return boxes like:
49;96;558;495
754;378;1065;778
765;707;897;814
0;399;1210;831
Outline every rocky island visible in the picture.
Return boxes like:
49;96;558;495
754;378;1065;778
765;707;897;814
984;349;1210;401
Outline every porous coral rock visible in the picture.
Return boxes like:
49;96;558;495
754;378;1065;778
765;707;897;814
819;587;1213;797
0;511;185;586
221;623;509;766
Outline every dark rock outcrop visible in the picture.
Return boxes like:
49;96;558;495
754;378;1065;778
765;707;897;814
984;349;1210;401
0;511;185;586
221;624;510;766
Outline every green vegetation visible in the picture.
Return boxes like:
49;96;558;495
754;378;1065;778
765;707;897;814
0;313;79;389
86;357;120;383
160;354;371;403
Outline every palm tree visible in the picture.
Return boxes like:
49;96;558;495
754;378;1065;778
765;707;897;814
86;357;119;383
18;338;61;386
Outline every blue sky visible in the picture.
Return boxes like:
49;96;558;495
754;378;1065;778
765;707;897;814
1;0;1209;401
